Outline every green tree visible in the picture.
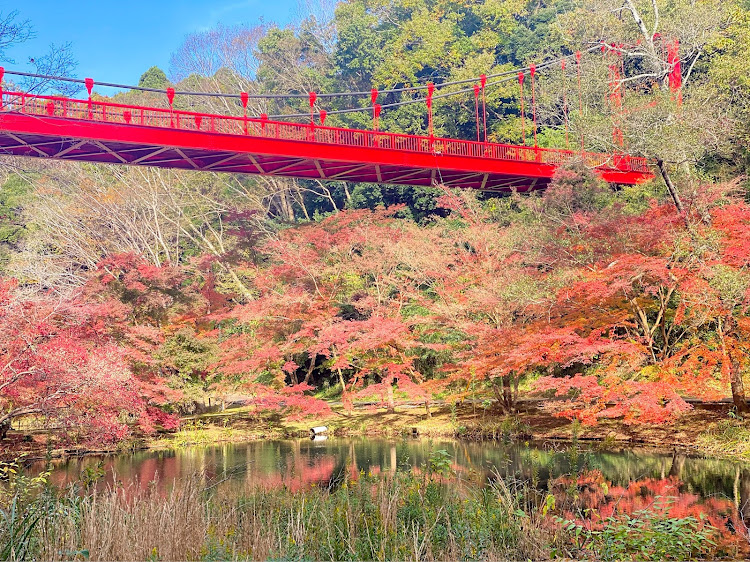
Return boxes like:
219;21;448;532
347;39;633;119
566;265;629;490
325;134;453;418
138;66;169;89
0;174;31;273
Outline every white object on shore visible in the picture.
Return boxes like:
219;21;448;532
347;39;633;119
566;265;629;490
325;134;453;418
309;426;328;437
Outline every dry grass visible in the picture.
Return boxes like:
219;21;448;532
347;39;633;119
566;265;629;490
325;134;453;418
25;471;556;561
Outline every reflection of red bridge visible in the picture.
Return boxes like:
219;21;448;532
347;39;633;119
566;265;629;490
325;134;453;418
0;91;653;191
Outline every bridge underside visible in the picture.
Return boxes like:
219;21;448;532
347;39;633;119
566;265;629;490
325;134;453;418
0;113;650;191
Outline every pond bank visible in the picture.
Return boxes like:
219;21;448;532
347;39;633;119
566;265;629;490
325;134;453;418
4;402;750;463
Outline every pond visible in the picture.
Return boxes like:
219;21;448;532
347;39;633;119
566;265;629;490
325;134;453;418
31;437;750;515
24;437;750;556
18;437;749;560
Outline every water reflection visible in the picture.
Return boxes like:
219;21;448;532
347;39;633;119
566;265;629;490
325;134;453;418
31;439;750;533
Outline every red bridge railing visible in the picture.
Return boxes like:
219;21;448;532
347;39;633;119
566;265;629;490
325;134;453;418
0;91;651;174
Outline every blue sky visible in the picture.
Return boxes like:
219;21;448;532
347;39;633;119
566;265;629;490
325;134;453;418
5;1;300;92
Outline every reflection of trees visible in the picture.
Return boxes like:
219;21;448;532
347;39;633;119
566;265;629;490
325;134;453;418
669;451;686;478
734;466;750;523
33;436;750;548
550;471;749;556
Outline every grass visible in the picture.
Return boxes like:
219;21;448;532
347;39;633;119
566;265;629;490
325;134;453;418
4;467;555;560
697;418;750;459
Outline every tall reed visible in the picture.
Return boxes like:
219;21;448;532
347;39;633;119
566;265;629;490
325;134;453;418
8;470;555;561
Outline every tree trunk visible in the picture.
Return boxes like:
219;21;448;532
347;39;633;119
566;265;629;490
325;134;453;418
278;188;295;222
226;268;255;303
729;354;749;414
303;352;317;384
656;158;684;215
492;376;516;414
0;418;10;440
719;318;750;414
337;367;352;413
492;379;507;414
386;383;395;414
503;375;514;412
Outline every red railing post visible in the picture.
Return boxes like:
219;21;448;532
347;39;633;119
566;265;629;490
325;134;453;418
473;83;480;142
0;67;4;110
518;72;526;145
530;64;538;148
85;77;94;119
373;104;381;146
480;74;487;144
308;92;316;124
426;82;435;139
308;91;317;140
166;87;175;127
371;88;379;130
241;92;249;134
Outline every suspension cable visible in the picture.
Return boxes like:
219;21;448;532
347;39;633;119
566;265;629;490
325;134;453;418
473;83;480;142
575;51;585;152
0;46;602;102
518;72;526;145
481;74;487;143
561;59;570;149
530;64;538;147
1;46;606;133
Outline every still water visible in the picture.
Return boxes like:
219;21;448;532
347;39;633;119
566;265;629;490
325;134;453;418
27;438;750;554
32;437;750;511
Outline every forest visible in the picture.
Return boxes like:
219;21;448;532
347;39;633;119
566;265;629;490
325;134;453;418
2;0;750;445
2;0;750;559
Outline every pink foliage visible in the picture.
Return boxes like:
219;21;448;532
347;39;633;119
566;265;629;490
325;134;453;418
0;278;178;445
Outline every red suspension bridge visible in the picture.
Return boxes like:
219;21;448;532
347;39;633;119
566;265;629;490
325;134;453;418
0;57;655;191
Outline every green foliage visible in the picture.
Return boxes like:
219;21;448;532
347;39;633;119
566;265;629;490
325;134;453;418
427;448;454;476
0;174;32;272
560;506;717;561
78;461;105;490
0;461;51;561
159;328;218;384
138;66;169;89
709;265;750;307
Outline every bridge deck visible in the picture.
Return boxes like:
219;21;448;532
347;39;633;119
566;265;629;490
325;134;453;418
0;91;653;191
